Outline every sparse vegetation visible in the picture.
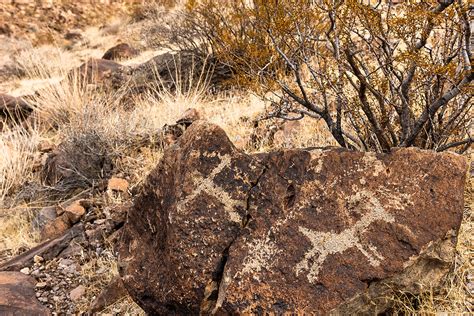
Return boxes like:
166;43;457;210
182;0;473;152
0;0;472;314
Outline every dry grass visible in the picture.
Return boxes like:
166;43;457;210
0;207;39;257
13;44;77;80
0;126;41;205
102;296;146;315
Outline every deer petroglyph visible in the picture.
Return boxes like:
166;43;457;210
295;191;396;283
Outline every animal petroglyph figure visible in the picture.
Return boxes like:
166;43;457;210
295;191;396;283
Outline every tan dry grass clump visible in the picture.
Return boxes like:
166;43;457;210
0;207;39;258
0;126;41;205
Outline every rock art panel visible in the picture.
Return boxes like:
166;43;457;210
119;121;467;314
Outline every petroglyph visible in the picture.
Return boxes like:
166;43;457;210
295;191;396;283
176;154;244;223
240;235;281;279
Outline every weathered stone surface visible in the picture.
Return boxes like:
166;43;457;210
102;43;139;61
107;177;129;192
64;201;86;224
70;58;124;84
89;277;128;313
69;285;86;302
130;51;232;94
0;272;50;315
1;224;84;271
119;121;467;314
176;108;201;126
40;216;71;240
32;206;57;231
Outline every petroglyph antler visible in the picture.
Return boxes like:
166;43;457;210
176;154;244;223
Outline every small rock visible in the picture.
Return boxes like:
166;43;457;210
33;255;44;264
40;215;71;240
176;108;201;126
64;31;82;41
20;267;30;275
69;285;86;302
58;258;74;267
89;277;128;313
35;282;47;289
38;297;48;303
32;206;57;231
94;219;107;225
64;201;86;224
0;94;33;128
102;43;139;61
69;58;124;85
107;177;129;192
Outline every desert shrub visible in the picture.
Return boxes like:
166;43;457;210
182;0;473;152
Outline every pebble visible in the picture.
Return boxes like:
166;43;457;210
20;267;30;275
69;285;86;302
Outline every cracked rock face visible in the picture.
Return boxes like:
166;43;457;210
119;121;467;314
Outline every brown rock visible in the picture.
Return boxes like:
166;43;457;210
69;285;86;302
37;140;54;153
176;108;201;127
119;121;467;314
0;272;50;315
0;94;33;128
130;51;232;94
64;201;86;224
40;215;71;240
70;58;124;84
0;224;84;271
107;177;129;193
64;31;82;41
89;277;128;313
32;206;57;231
102;43;139;61
157;109;202;148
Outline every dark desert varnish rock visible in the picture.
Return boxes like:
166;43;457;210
0;271;51;315
102;43;139;61
119;121;467;315
70;58;124;84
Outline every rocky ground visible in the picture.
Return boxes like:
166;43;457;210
0;1;472;315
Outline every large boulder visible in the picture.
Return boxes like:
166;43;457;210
0;271;50;315
119;121;467;314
